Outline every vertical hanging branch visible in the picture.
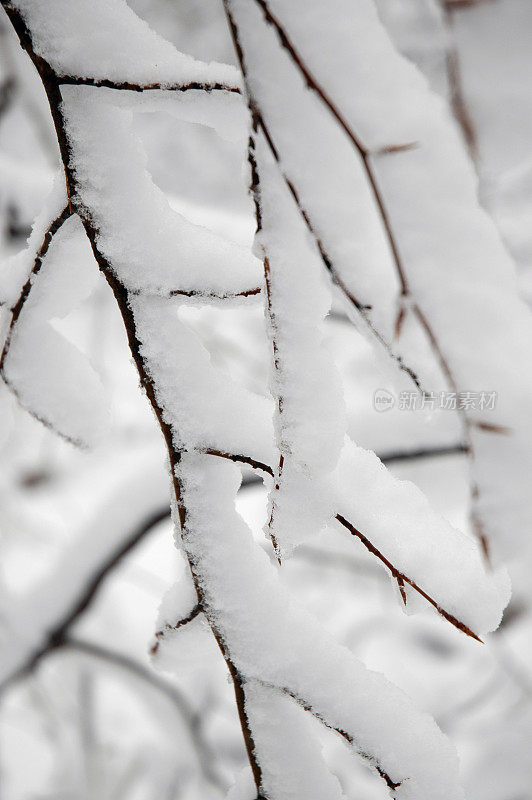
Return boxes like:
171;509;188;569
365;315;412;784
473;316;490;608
0;3;268;791
222;0;522;561
225;1;346;562
440;0;479;166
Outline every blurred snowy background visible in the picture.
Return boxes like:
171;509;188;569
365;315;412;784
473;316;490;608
0;1;531;799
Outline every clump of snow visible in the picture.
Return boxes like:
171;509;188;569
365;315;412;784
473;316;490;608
245;680;345;800
255;135;345;556
14;0;240;88
61;87;262;300
4;319;109;448
131;294;274;464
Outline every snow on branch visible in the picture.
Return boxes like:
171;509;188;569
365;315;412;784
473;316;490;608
0;190;110;446
0;0;513;796
253;132;346;559
174;453;467;800
61;87;263;301
223;0;532;563
9;0;241;91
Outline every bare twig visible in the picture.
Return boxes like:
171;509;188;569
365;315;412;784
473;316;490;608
335;514;483;642
379;442;469;464
0;506;170;694
63;636;225;791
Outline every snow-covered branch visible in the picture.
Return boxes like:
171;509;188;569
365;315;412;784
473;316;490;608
0;0;515;797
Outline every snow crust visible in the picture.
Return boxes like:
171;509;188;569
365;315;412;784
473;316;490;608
2;197;108;448
13;0;240;88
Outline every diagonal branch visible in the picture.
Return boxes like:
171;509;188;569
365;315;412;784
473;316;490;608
206;447;484;642
0;506;170;695
223;2;423;391
335;514;482;642
59;635;226;791
260;681;401;791
441;0;479;165
0;204;72;373
151;603;202;656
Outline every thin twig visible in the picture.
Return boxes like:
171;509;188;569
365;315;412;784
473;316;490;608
58;76;241;94
64;636;225;791
0;204;72;372
259;681;401;792
207;447;484;642
335;513;483;642
151;603;202;656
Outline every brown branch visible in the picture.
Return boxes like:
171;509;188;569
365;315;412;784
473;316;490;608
57;76;241;94
223;1;423;392
440;1;479;165
151;603;202;656
129;286;263;301
250;0;410;296
168;286;261;299
262;253;284;561
261;682;401;792
335;513;483;642
206;448;484;643
0;5;266;791
204;448;274;476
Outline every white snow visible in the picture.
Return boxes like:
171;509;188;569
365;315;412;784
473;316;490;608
13;0;240;88
255;133;346;556
61;87;263;301
174;452;467;800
